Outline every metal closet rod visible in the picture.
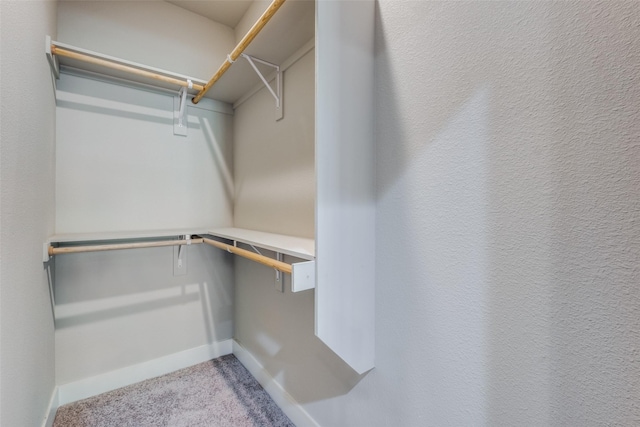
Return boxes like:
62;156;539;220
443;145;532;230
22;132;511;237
50;45;205;92
47;235;292;274
192;0;286;104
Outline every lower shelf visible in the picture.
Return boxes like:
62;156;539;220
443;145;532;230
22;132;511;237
207;227;315;292
207;227;314;261
45;227;316;292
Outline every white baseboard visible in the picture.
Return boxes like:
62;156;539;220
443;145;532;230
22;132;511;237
42;387;59;427
57;339;233;406
232;340;319;427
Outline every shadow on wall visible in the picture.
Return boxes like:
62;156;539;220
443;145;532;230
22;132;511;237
55;73;187;128
233;250;366;406
54;285;201;329
375;1;640;425
199;114;234;204
53;244;234;337
372;2;494;423
371;1;563;425
53;243;235;385
54;70;234;235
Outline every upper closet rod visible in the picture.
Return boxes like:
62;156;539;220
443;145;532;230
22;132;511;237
192;0;286;104
50;45;205;92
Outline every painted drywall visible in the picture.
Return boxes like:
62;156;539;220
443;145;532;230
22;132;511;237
56;0;235;82
371;2;640;424
54;243;234;384
233;49;315;238
235;0;271;42
55;73;233;234
234;1;640;426
55;1;236;234
53;2;237;387
0;1;57;426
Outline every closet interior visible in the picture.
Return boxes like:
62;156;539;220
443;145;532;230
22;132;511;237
44;0;374;406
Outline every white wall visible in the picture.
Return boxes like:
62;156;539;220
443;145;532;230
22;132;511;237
0;1;58;425
233;49;315;238
371;2;640;424
57;0;234;82
234;1;640;426
55;0;236;234
55;243;234;384
55;73;233;233
53;1;236;388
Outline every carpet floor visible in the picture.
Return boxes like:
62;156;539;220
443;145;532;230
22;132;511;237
52;354;295;427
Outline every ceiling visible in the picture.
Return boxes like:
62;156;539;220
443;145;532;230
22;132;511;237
165;0;254;28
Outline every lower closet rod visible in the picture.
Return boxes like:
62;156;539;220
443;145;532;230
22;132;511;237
202;237;292;274
48;237;204;256
47;236;293;274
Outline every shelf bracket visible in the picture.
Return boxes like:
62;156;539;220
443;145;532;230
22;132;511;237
45;36;60;80
174;80;192;136
275;252;284;292
174;234;190;276
241;54;283;121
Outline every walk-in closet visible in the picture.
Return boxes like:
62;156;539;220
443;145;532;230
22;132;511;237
8;1;639;426
39;0;373;424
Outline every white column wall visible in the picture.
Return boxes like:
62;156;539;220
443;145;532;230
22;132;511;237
0;1;58;425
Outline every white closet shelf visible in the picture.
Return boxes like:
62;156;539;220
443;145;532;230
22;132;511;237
46;0;314;105
47;228;209;244
206;227;315;293
207;227;314;261
44;228;315;292
47;38;209;97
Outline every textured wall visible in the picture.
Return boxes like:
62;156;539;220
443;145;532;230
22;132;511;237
0;1;58;425
372;1;640;425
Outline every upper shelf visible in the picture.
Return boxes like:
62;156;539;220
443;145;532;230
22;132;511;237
47;0;315;105
208;227;314;261
47;39;208;98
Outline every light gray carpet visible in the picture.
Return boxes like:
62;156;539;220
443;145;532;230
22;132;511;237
53;354;295;427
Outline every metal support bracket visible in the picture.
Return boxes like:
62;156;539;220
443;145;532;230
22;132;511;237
174;80;192;136
275;252;284;292
241;54;283;121
245;243;284;292
174;234;191;276
45;36;60;80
